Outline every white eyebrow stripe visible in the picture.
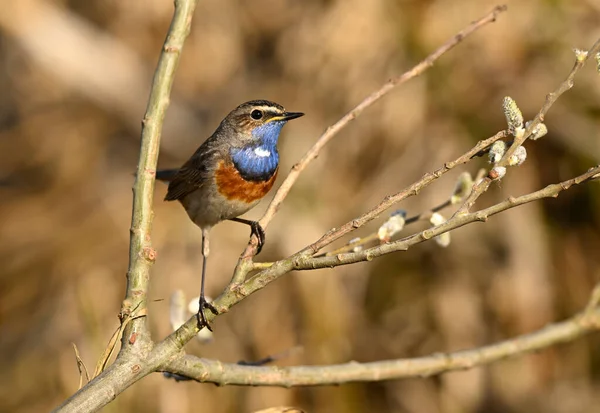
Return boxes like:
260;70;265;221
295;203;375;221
254;106;283;116
254;147;271;157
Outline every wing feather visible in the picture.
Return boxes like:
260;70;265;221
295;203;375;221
164;145;220;201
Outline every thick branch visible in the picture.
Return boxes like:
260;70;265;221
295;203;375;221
164;309;600;386
53;1;199;411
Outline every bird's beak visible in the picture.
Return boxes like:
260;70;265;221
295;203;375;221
281;111;304;121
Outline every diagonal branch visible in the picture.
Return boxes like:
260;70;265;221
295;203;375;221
453;37;600;217
238;164;600;296
300;131;507;256
278;165;600;271
257;5;508;232
231;5;508;286
166;33;599;356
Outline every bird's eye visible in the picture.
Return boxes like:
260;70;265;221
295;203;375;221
250;109;263;120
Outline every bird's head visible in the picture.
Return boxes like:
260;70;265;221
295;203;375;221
225;100;304;147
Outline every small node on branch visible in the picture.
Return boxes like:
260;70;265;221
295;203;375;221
119;298;134;321
163;45;180;53
421;229;433;240
142;246;157;262
475;212;488;222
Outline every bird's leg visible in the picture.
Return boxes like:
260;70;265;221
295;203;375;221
197;227;218;331
229;217;266;255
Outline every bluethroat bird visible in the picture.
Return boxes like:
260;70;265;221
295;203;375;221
156;100;304;329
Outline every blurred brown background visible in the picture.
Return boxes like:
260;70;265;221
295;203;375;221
1;0;600;412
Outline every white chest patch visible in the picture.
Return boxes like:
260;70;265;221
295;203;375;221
254;147;271;157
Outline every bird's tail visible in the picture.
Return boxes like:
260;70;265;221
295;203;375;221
155;169;179;182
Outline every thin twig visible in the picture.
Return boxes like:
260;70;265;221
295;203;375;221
93;301;145;378
258;5;508;232
119;0;200;346
230;4;507;296
240;165;600;289
320;169;485;257
321;198;452;257
302;131;507;256
305;36;600;259
71;343;90;390
161;33;600;387
453;37;600;217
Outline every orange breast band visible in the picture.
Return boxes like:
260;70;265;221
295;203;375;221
215;160;278;203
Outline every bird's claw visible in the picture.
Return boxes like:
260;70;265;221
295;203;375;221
196;296;218;331
250;222;266;255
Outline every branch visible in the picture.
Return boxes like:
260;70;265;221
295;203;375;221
52;2;600;406
164;308;600;386
284;165;600;271
238;164;600;295
258;5;508;231
156;31;600;391
161;161;599;359
229;5;508;287
453;38;600;217
305;37;600;258
301;130;507;255
169;33;600;343
53;1;199;411
319;169;486;257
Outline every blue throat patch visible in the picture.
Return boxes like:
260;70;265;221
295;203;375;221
230;121;285;182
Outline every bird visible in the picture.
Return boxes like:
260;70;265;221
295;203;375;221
156;100;304;330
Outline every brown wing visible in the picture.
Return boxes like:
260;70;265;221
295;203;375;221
164;145;219;201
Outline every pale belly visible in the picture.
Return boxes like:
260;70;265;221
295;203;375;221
180;189;260;229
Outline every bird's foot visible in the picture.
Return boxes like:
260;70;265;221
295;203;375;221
229;218;266;255
249;221;266;255
196;297;218;331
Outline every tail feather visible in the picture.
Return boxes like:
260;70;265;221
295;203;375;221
156;169;179;182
